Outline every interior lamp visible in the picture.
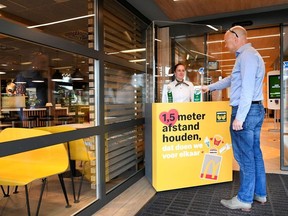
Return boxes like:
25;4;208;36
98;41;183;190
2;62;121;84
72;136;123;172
71;68;84;81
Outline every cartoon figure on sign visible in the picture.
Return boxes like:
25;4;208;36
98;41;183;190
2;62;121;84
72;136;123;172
200;154;222;180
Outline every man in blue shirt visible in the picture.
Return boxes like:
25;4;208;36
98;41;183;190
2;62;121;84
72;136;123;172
202;26;267;211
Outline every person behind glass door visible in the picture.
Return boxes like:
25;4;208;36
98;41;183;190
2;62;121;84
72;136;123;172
5;80;16;95
201;25;266;211
162;63;194;103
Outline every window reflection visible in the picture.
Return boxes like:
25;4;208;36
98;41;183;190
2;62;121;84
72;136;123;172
0;0;93;46
0;35;91;128
104;63;145;124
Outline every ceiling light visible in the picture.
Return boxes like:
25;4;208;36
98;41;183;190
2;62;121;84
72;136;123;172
71;68;83;81
51;69;63;82
220;65;235;68
20;61;32;65
248;34;280;40
107;48;146;55
217;59;235;62
106;51;120;55
211;47;275;55
0;71;6;74
207;34;280;44
206;25;218;31
53;66;73;70
190;49;215;58
218;56;269;63
54;0;70;2
27;14;95;29
256;47;275;51
51;58;62;61
121;48;146;53
0;4;7;9
129;59;146;63
15;74;26;84
32;79;45;83
32;71;45;83
210;51;230;55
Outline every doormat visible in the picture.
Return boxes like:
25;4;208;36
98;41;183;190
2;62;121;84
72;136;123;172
136;171;288;216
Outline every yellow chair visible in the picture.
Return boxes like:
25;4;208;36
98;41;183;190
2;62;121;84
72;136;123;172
35;125;94;203
0;128;71;216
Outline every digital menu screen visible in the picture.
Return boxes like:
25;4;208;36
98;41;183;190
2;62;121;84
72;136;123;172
269;75;280;99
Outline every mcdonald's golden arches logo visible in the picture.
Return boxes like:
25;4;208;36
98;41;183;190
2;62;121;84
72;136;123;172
216;111;227;122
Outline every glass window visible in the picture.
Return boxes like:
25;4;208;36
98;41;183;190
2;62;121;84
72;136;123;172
105;125;144;192
0;1;94;46
104;62;144;124
0;34;93;127
0;132;97;215
103;0;147;64
283;25;288;167
148;21;222;103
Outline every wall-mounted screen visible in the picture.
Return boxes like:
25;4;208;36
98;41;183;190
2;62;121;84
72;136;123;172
207;61;218;70
268;75;280;99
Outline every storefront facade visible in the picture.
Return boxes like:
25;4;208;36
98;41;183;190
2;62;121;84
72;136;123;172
0;0;147;215
1;1;288;215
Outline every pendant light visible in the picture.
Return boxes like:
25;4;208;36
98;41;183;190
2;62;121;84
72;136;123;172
32;70;45;83
71;68;83;81
51;69;63;82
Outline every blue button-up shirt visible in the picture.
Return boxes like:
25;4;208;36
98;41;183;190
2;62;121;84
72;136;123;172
209;43;265;122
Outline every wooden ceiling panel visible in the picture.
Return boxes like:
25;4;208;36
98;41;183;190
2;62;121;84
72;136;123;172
154;0;288;20
205;27;280;75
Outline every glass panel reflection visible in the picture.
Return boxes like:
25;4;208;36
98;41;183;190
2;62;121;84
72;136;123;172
103;0;147;63
0;130;97;215
105;125;144;192
0;1;93;46
283;25;288;167
104;62;145;124
0;34;93;128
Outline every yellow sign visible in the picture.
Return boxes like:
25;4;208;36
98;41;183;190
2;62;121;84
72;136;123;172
152;101;232;191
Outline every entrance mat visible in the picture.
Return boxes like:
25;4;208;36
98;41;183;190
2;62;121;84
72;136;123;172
136;171;288;216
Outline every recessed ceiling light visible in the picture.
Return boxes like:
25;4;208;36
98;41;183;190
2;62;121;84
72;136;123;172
54;0;70;3
51;58;62;61
21;61;32;65
0;4;7;9
129;59;146;63
27;14;95;29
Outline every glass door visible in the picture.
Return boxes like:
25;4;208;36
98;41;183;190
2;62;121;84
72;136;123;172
281;25;288;170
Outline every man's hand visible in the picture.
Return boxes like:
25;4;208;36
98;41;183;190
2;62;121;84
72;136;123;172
201;85;209;93
232;119;243;131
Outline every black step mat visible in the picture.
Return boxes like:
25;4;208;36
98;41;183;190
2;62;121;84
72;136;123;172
136;172;288;216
